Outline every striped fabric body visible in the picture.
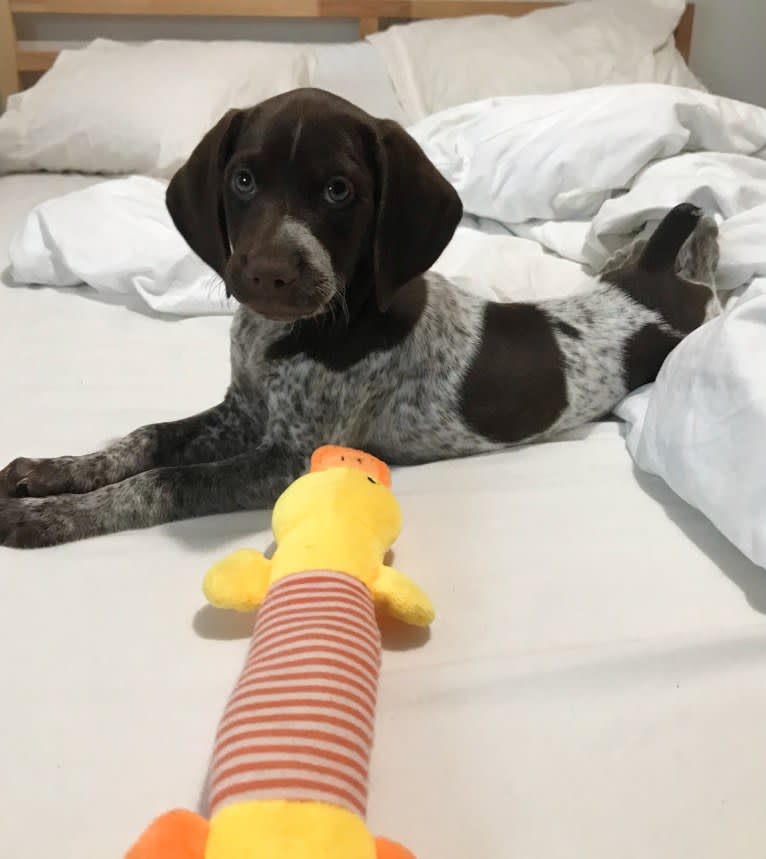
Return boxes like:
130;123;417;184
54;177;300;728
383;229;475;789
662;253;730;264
208;570;382;818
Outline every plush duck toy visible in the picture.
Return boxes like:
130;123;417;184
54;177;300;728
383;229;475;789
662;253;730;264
125;445;434;859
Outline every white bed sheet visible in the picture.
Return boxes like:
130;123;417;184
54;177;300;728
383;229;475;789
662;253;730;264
2;175;766;859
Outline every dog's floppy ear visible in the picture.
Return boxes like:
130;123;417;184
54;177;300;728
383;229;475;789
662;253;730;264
372;120;463;311
166;109;245;276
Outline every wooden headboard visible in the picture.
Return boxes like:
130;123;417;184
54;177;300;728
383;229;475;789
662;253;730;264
1;0;695;108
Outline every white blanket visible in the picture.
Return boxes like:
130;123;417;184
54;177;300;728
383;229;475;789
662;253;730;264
616;277;766;566
7;83;766;568
8;175;239;316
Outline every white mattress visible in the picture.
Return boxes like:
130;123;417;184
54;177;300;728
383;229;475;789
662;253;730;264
2;174;766;859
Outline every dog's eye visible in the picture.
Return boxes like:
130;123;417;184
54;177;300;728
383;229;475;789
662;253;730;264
231;168;257;200
324;177;353;206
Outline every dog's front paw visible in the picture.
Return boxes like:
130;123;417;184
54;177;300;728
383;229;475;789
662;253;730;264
0;456;78;499
0;457;37;497
0;497;79;549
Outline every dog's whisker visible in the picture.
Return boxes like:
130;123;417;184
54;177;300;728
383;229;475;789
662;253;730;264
338;292;350;325
203;272;228;305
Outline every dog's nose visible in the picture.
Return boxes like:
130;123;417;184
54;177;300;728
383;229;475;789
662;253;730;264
247;257;298;291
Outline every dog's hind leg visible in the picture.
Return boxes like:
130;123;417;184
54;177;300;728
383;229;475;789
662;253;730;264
637;202;705;273
599;203;716;286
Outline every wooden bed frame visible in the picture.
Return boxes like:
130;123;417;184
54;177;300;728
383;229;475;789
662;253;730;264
1;0;694;108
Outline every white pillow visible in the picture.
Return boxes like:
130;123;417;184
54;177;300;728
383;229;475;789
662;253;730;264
0;38;311;177
308;42;408;124
367;0;704;121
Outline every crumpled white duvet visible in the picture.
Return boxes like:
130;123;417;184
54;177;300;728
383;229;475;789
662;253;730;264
7;83;766;568
8;175;239;316
615;277;766;569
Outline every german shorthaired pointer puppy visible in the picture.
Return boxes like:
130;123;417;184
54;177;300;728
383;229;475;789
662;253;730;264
0;88;720;548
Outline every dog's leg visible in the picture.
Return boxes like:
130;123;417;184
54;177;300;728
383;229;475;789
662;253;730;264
0;445;304;549
601;204;720;336
636;202;705;273
600;204;716;283
0;392;262;499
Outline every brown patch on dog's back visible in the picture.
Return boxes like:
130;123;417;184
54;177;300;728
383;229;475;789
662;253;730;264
460;303;568;444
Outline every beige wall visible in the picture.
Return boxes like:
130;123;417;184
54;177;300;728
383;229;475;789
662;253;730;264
15;1;766;107
687;0;766;107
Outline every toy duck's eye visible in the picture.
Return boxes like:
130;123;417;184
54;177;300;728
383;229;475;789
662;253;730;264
367;476;377;485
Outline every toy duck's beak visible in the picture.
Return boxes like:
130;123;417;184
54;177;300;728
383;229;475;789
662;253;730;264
310;446;391;488
124;809;208;859
375;837;417;858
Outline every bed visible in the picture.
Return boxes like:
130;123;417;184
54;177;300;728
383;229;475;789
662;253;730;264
3;3;766;859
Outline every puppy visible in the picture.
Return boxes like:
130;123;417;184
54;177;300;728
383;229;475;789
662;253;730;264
0;89;719;548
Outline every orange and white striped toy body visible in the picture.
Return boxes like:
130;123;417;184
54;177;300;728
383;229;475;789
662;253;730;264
125;447;433;859
209;570;380;820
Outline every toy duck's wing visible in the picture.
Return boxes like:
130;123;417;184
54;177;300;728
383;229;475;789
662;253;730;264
372;565;435;628
203;549;272;612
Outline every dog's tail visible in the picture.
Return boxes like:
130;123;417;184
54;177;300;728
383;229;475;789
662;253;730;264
637;203;703;273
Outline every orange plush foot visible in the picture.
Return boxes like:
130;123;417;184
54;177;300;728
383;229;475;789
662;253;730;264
375;837;416;859
125;809;209;859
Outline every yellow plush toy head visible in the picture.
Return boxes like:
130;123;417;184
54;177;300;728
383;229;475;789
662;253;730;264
272;460;401;549
265;446;403;586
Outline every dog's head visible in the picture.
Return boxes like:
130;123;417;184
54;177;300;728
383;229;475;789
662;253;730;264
166;88;462;322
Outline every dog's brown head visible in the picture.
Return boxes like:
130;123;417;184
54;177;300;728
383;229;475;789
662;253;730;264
166;88;462;322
